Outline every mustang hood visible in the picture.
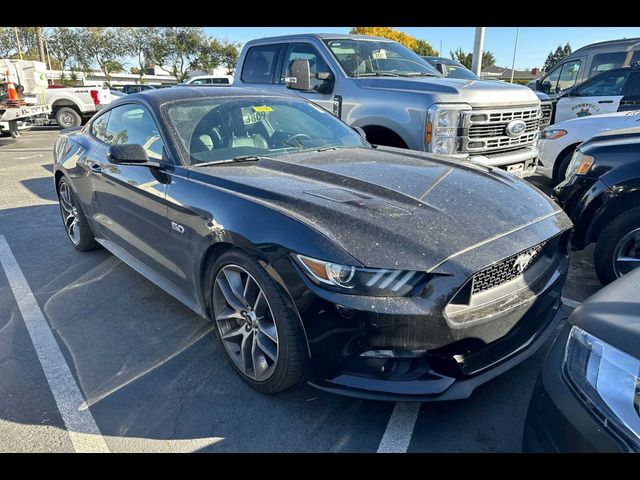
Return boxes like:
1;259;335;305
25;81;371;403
190;148;569;271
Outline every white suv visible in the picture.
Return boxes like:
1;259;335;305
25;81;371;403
184;75;234;86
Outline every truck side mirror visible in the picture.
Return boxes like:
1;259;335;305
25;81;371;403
285;59;312;91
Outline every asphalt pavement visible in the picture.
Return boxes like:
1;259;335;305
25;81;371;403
0;128;600;452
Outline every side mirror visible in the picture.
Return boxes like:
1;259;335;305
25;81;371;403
285;59;312;91
107;144;149;164
352;126;366;139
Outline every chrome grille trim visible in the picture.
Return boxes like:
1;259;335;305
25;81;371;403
460;106;542;153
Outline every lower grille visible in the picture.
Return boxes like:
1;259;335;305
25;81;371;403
472;242;546;295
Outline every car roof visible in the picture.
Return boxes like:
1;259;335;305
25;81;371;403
110;86;299;110
247;33;392;44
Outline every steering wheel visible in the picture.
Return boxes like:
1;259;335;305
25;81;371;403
283;133;312;148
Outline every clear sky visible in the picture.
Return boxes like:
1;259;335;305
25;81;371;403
204;27;640;71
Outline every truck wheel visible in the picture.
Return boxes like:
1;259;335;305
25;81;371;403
594;207;640;285
55;107;81;128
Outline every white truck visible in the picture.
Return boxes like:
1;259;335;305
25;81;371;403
0;59;51;138
44;86;112;128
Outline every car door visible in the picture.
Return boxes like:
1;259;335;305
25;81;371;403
539;58;583;98
555;69;630;123
276;42;336;113
619;71;640;112
87;102;177;281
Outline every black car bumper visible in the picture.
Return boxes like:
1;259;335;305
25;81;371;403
552;175;612;250
523;324;630;452
273;230;570;401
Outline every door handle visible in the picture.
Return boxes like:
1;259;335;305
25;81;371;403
89;162;102;174
598;100;613;104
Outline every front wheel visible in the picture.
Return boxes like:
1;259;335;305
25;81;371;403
594;208;640;285
57;177;98;251
209;250;306;393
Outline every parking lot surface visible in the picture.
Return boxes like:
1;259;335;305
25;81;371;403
0;128;601;452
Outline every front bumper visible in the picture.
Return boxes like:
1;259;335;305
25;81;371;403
469;145;539;178
523;324;631;452
537;137;565;171
274;219;571;401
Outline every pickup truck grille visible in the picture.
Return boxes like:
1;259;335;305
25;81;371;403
539;102;553;128
460;106;541;153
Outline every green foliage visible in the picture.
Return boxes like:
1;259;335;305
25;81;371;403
451;48;496;69
543;43;572;71
413;39;438;57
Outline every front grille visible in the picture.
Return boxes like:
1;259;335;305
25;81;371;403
469;118;539;139
472;242;546;295
461;106;541;153
540;102;553;128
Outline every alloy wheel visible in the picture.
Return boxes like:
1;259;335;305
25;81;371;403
58;181;81;245
213;264;279;381
612;227;640;278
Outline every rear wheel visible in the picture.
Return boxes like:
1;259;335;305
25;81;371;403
210;250;305;393
57;177;97;251
594;208;640;285
55;107;82;128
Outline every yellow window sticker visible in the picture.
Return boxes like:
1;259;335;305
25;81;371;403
252;106;273;112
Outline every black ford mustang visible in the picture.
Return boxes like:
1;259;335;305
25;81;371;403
53;87;572;400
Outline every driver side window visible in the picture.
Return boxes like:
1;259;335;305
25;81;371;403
542;60;581;93
574;70;630;97
105;104;165;160
282;43;332;92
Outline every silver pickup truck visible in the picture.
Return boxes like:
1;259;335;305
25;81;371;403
234;33;542;177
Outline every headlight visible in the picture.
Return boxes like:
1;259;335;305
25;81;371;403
564;326;640;450
540;128;567;140
426;103;471;155
565;149;595;178
293;254;427;297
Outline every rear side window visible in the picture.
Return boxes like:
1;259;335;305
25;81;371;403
241;45;280;83
211;78;229;84
190;79;210;85
590;52;627;75
90;111;110;143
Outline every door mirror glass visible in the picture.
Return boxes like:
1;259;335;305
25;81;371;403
285;59;312;91
108;144;149;164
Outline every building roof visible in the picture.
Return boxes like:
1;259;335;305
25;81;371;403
498;69;540;80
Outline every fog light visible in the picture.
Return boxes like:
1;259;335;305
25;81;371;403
467;141;484;149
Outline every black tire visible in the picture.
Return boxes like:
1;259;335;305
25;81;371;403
56;176;98;252
594;207;640;285
55;107;82;128
209;249;306;393
553;149;575;184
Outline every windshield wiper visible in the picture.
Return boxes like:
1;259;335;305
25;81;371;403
405;72;437;77
192;155;267;167
356;71;403;77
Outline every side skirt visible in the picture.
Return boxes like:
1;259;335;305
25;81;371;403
95;237;208;319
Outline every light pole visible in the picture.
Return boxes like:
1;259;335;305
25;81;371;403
510;27;520;83
13;27;23;60
471;27;485;77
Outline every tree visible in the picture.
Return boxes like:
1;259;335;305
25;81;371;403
161;27;205;82
413;39;438;57
450;48;496;69
193;36;223;74
350;27;417;50
220;40;241;75
120;27;163;82
543;43;572;71
47;27;82;71
75;27;127;86
0;27;15;58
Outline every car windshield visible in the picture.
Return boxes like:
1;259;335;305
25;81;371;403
162;96;369;165
324;38;440;77
443;64;478;80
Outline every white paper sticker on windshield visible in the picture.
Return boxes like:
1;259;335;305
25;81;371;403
372;49;387;60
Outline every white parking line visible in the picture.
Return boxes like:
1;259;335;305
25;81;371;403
377;402;421;453
0;235;109;453
561;296;582;309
